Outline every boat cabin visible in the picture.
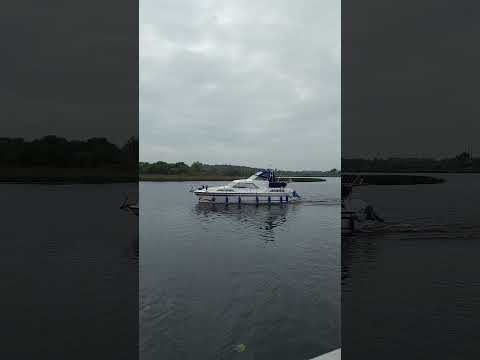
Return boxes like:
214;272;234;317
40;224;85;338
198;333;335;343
247;169;287;188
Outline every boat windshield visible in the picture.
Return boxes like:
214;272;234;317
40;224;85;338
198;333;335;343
248;170;271;181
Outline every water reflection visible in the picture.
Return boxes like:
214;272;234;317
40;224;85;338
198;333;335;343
125;235;139;264
341;235;380;286
193;203;297;241
141;181;340;359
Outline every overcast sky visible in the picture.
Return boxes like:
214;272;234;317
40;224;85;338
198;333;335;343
0;1;137;146
343;0;480;159
140;0;340;171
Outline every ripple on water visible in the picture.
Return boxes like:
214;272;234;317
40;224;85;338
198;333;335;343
140;180;340;360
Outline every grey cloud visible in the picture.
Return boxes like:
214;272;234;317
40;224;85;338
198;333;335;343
140;0;340;170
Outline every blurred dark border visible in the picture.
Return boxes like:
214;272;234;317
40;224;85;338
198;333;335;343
342;0;480;358
0;1;138;358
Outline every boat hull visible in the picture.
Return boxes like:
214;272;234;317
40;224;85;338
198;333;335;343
195;193;297;204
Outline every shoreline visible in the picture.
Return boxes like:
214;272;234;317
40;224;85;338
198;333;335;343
0;168;137;184
0;174;330;184
0;177;137;184
0;172;454;185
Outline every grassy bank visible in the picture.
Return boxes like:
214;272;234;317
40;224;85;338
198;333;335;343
1;170;331;184
0;168;137;184
279;177;326;182
140;174;239;181
141;174;329;182
342;174;445;185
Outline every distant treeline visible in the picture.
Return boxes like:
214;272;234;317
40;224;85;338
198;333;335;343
0;136;138;168
139;161;340;177
343;152;479;172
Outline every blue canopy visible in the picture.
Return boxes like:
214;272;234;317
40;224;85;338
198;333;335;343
254;169;272;180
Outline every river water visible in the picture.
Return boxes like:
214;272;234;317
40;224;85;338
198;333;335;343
0;183;138;359
140;178;340;360
342;174;480;359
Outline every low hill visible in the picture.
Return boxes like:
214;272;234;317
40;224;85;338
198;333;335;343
139;161;339;179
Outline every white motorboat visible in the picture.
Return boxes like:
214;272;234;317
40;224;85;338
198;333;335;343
193;169;300;204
